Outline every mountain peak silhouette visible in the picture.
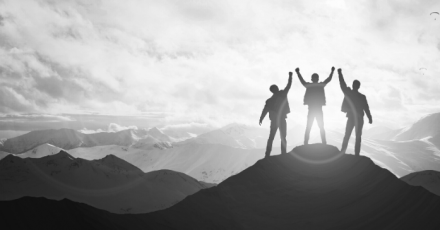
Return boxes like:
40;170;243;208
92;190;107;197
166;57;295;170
141;144;440;229
2;144;440;229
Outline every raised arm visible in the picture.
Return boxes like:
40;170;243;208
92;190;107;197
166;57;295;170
284;72;293;92
259;104;268;126
364;97;373;124
295;68;307;87
338;68;349;93
323;66;335;84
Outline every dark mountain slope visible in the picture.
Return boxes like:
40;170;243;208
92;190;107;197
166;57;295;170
401;170;440;196
2;144;440;229
0;151;207;214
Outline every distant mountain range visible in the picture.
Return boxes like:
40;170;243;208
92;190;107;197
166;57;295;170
394;113;440;141
319;113;440;177
1;113;440;228
0;127;176;154
0;138;269;183
0;123;304;155
2;144;440;229
69;143;265;183
0;150;212;214
2;112;440;181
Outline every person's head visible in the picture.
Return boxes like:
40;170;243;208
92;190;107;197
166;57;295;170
270;84;279;94
311;73;319;83
352;80;360;91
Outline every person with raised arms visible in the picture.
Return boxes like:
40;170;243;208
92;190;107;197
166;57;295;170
259;72;292;158
296;67;335;145
338;68;372;156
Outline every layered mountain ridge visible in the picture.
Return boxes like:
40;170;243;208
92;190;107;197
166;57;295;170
2;144;440;229
0;127;174;154
3;112;440;183
0;150;210;213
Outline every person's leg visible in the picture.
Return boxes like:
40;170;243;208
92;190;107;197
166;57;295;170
316;107;326;144
354;117;364;156
279;118;287;154
341;116;355;154
304;108;315;145
265;121;278;157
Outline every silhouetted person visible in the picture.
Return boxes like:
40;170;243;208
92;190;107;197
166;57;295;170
296;67;334;145
259;72;292;158
338;68;372;156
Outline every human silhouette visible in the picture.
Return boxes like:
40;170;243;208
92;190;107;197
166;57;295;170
259;72;292;158
338;68;372;156
296;67;334;145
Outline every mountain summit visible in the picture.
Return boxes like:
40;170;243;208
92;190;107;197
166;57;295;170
141;144;440;229
2;144;440;229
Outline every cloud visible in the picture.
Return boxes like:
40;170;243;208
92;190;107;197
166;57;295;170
0;14;4;26
162;121;211;130
0;0;439;129
0;112;169;133
0;113;76;131
77;127;104;134
0;113;74;122
161;122;215;135
0;86;36;112
83;123;154;134
107;123;137;132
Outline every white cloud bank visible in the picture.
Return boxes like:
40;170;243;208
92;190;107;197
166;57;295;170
107;123;138;132
0;0;440;129
78;123;137;133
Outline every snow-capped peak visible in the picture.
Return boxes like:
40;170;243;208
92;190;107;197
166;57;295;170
15;143;64;158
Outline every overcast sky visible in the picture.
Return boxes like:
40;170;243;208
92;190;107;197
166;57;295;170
1;0;440;137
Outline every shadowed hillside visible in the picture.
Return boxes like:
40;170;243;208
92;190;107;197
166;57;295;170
401;170;440;196
0;151;210;213
2;144;440;229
